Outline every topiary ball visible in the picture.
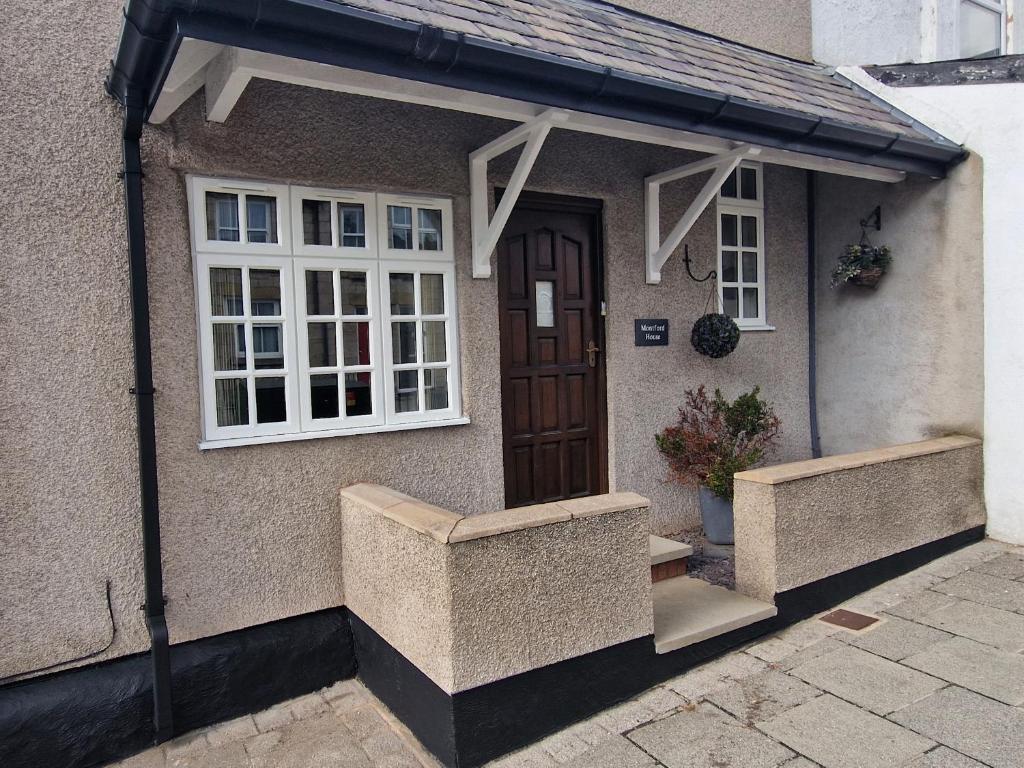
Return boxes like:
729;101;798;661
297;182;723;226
691;313;740;358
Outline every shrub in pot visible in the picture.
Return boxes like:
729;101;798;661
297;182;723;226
655;386;781;544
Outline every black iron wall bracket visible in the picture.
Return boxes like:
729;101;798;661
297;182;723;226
681;244;717;283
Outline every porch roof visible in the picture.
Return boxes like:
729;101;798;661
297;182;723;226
106;0;964;177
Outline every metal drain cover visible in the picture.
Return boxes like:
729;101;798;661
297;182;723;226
819;608;879;631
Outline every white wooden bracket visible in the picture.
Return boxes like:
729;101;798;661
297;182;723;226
470;109;569;278
645;145;761;284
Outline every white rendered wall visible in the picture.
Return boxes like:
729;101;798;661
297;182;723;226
841;67;1024;544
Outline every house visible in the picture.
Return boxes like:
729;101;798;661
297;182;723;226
0;1;997;767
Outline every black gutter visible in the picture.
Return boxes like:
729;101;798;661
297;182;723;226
121;91;174;744
105;0;966;178
806;171;822;459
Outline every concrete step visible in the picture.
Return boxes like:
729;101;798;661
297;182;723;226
649;535;694;582
652;576;777;654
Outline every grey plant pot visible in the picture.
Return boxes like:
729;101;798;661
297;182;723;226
698;486;735;545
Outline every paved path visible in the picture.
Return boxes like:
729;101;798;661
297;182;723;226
114;539;1024;768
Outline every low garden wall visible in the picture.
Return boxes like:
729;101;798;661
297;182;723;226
733;436;984;602
339;484;652;694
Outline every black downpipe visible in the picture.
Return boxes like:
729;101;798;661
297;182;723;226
121;94;174;744
806;171;822;459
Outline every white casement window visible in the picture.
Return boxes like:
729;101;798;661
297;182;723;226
716;162;768;330
958;0;1006;58
189;177;464;448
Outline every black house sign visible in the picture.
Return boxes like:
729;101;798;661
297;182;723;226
635;319;669;346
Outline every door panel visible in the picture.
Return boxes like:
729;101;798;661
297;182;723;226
498;201;607;508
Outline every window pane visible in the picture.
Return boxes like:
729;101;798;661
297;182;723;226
340;204;366;248
392;321;417;364
423;321;447;363
425;368;449;411
394;370;419;413
246;195;278;243
249;269;281;316
720;170;737;198
310;374;339;420
345;372;373;417
418;208;443;251
742;252;758;283
343;322;371;366
389;273;415;315
305;270;335;316
388;206;413;249
743;287;759;319
721;214;738;247
307;322;337;368
210;267;243;316
215;378;248;426
253;325;284;369
960;1;1002;57
740;167;758;200
206;192;239;241
421;274;445;315
536;281;554;327
723;287;739;318
721;251;738;282
213;323;245;371
302;199;332;246
255;376;286;423
741;216;758;248
339;271;369;316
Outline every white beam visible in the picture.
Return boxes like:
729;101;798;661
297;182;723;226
205;48;252;123
150;40;223;124
646;146;760;284
150;47;906;183
470;110;568;278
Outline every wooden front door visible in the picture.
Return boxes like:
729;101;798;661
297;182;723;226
497;195;607;507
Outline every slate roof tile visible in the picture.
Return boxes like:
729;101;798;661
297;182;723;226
332;0;927;139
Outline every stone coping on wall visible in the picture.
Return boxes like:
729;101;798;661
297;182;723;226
339;483;651;544
735;435;981;485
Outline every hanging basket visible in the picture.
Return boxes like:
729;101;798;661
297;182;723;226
848;266;885;288
691;313;740;359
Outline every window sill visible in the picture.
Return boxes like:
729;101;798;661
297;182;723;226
738;324;776;332
198;415;471;450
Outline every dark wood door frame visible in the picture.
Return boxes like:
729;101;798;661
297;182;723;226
495;189;609;506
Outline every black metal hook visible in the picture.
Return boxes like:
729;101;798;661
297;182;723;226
860;206;882;232
682;244;717;283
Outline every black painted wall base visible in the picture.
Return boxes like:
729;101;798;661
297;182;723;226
0;524;986;768
0;607;356;768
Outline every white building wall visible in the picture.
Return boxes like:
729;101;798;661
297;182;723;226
840;67;1024;545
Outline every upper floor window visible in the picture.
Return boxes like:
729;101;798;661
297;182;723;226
188;177;462;448
716;162;767;330
959;0;1006;58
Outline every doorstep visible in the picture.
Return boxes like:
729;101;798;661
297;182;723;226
649;535;694;565
653;576;778;654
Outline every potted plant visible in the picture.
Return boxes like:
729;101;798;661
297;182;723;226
830;243;892;288
655;386;781;544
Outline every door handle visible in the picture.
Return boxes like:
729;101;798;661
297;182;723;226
586;340;601;368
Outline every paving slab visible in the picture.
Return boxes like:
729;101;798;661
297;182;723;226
245;712;372;768
913;598;1024;652
788;645;944;715
901;636;1024;705
167;742;249;768
663;652;767;701
919;540;1008;578
771;638;847;672
745;637;801;663
883;590;959;621
932;571;1024;613
559;734;657;768
840;615;952;661
774;618;841;649
901;746;988;768
705;670;821;724
757;694;934;768
971;551;1024;580
890;686;1024;768
629;703;794;768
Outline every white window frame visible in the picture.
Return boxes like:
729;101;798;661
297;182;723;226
716;161;770;330
189;176;467;449
195;252;301;441
380;262;462;425
377;194;455;261
293;257;385;431
957;0;1007;58
188;177;291;256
